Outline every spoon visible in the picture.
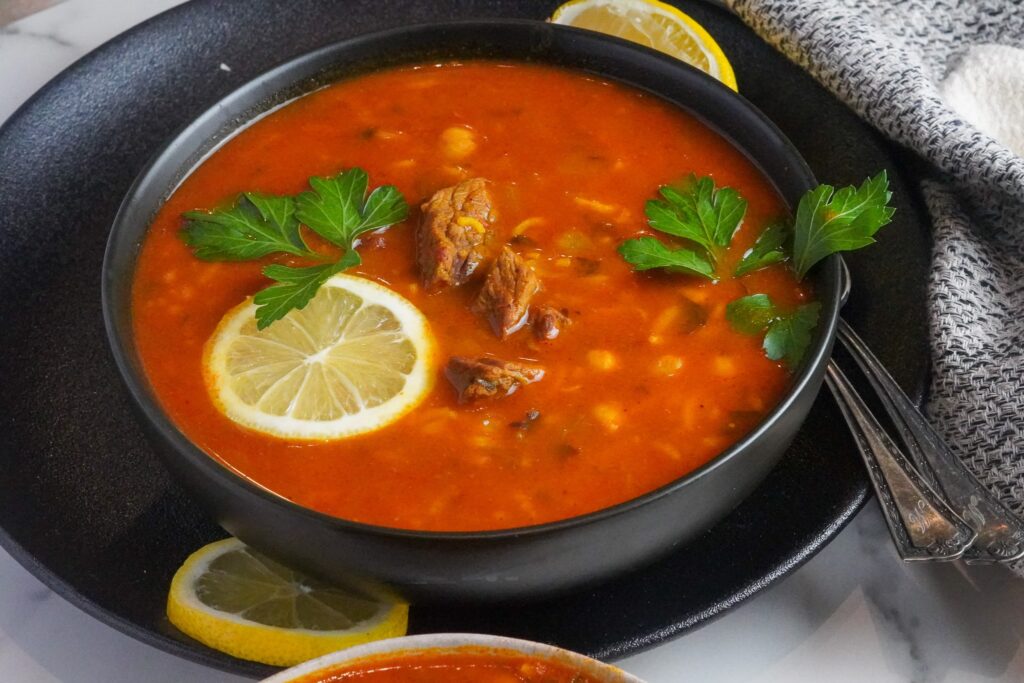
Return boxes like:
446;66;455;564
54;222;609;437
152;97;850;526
834;261;1024;563
826;259;976;561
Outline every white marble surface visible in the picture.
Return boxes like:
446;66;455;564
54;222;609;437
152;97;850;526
3;1;1024;681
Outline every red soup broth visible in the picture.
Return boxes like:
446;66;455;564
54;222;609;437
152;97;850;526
293;652;606;683
131;61;810;531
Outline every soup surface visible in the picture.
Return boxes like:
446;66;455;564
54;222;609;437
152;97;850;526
294;651;604;683
132;62;810;531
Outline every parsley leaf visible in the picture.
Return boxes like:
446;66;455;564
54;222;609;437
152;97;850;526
623;172;893;371
725;293;778;334
621;175;747;279
182;193;313;261
646;175;747;263
735;221;788;277
727;294;821;368
791;171;894;279
182;168;408;330
764;302;821;368
296;169;408;248
253;252;359;330
617;237;715;278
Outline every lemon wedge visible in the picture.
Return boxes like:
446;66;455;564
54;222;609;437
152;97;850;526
205;273;435;441
550;0;738;91
167;538;409;667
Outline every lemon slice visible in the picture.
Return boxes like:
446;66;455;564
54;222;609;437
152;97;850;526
167;538;409;667
205;273;435;440
551;0;738;91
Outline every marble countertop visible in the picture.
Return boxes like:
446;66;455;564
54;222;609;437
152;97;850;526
2;1;1024;681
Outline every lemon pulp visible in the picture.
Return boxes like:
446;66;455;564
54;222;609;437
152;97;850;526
551;0;738;91
167;538;408;666
205;273;435;440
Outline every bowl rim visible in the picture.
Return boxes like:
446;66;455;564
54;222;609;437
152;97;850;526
259;633;645;683
101;18;840;542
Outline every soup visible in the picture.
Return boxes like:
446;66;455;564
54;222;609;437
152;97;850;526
291;651;606;683
132;61;810;531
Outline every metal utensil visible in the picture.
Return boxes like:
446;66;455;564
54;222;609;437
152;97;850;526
825;259;976;560
836;317;1024;563
825;362;976;560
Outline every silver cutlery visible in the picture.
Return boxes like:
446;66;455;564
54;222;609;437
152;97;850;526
826;258;1024;562
825;360;976;560
836;317;1024;563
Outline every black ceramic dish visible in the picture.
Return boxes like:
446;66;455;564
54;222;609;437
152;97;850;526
0;0;930;677
103;20;839;603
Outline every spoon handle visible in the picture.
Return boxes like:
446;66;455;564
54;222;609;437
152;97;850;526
836;320;1024;563
825;361;976;561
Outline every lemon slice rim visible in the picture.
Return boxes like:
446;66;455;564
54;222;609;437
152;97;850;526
167;537;409;666
204;273;435;442
550;0;738;92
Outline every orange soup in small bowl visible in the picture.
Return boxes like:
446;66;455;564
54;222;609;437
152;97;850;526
262;634;644;683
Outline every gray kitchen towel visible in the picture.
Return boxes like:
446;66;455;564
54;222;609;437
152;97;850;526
727;0;1024;560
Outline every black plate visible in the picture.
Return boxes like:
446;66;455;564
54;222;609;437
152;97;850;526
0;0;931;679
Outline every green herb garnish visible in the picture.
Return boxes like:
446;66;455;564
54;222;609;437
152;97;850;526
620;171;894;369
616;236;716;278
731;171;894;280
724;293;778;334
727;294;822;369
182;168;408;329
618;174;747;279
734;220;787;277
791;171;894;279
296;170;408;249
182;193;314;261
620;171;894;282
252;254;359;330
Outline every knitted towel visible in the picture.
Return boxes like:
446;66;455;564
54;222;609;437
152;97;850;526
727;0;1024;565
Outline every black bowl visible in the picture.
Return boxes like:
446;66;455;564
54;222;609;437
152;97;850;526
102;19;840;602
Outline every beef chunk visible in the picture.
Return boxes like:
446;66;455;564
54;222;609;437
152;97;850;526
445;356;544;403
417;178;493;289
472;246;540;338
532;306;570;341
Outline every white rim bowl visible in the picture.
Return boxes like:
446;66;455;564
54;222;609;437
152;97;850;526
262;633;646;682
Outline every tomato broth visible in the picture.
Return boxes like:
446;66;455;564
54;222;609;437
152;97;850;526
293;651;604;683
132;62;810;531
